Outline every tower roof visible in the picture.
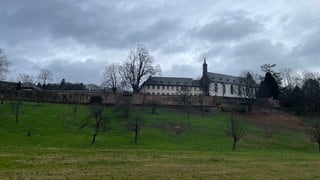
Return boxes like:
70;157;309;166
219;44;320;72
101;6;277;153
203;57;207;65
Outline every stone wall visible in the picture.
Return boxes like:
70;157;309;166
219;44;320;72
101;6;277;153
3;90;243;107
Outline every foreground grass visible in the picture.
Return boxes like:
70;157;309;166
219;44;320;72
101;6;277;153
1;147;320;179
0;101;319;178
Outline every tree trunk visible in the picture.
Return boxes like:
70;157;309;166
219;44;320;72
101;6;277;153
152;106;155;114
92;118;100;144
134;123;139;143
73;104;78;115
92;131;98;144
27;125;32;136
232;140;236;150
15;115;18;124
134;128;138;143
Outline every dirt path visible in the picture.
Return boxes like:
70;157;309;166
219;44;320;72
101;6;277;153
239;108;310;132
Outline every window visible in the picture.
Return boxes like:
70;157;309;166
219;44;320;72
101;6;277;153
171;86;174;90
157;93;160;95
162;86;165;90
157;85;160;90
167;93;170;95
147;86;150;89
152;92;155;95
223;84;226;94
152;85;155;90
238;86;242;96
230;85;234;94
214;83;218;92
162;93;165;95
167;86;169;90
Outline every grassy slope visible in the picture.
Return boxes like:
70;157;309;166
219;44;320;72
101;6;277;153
0;102;319;179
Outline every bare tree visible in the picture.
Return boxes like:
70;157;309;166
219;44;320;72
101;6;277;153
12;100;22;124
90;104;105;144
103;63;120;93
0;48;10;80
281;68;300;89
309;119;320;152
132;115;143;143
301;71;319;86
120;44;161;93
37;67;53;86
148;98;160;114
177;83;193;119
114;95;132;119
18;73;34;83
177;83;192;105
198;94;204;111
239;72;257;113
225;116;245;150
80;103;108;144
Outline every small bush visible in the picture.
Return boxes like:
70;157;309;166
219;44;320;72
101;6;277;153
218;103;232;112
233;103;246;113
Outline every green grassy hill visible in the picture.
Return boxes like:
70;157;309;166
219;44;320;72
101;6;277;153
0;101;319;179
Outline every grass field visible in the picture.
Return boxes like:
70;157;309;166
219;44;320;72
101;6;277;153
0;101;319;179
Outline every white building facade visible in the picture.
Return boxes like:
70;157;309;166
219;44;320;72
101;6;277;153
141;60;257;98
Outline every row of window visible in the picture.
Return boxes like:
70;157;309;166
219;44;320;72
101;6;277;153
152;81;196;85
147;92;201;96
212;83;256;96
146;85;201;92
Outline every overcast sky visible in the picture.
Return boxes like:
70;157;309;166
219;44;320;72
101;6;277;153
1;0;320;84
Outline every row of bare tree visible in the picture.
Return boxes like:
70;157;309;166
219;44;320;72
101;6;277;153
102;44;161;93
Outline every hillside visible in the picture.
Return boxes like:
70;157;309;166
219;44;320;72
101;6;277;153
0;101;319;178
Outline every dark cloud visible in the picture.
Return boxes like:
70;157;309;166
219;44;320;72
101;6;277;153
1;1;320;84
163;64;201;79
293;33;320;58
47;59;105;84
125;19;182;49
193;11;264;42
232;39;285;61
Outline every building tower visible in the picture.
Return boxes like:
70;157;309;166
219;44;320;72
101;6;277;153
203;58;208;76
200;58;210;95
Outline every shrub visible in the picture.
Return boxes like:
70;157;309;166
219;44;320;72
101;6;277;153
218;103;232;112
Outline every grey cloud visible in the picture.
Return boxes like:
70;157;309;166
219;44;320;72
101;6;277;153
199;39;287;77
7;58;40;82
232;39;285;61
0;0;169;49
293;34;320;58
2;0;320;84
125;19;182;49
193;11;264;42
163;64;201;79
47;59;105;84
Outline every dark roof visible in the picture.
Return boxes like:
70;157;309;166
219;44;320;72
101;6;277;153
143;77;201;86
207;72;243;85
21;83;42;91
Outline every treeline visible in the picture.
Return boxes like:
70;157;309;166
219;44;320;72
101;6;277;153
281;79;320;116
37;79;86;91
252;64;320;117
